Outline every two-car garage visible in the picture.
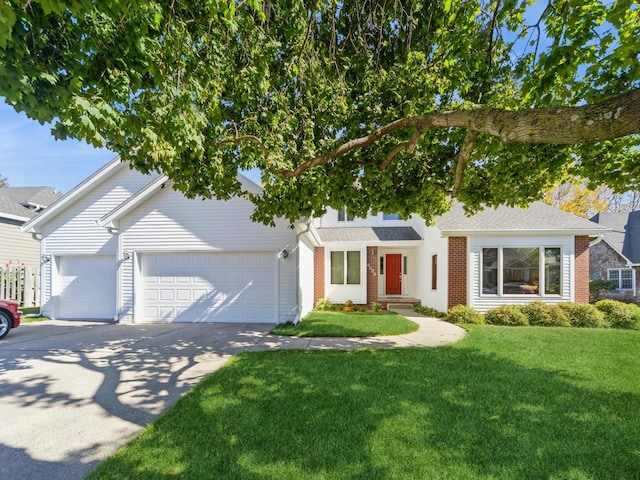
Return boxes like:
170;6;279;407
55;252;279;324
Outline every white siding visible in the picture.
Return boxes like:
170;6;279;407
0;219;40;267
119;186;297;323
298;236;315;317
314;208;411;228
468;235;574;312
42;164;157;255
411;217;449;313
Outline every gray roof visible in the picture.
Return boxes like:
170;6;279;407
316;226;422;242
590;211;640;264
0;187;60;207
435;201;609;234
0;187;61;221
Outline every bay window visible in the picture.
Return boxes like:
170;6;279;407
481;246;562;296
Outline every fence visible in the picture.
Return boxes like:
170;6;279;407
0;265;40;306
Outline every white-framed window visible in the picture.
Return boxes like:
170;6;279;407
330;251;361;284
337;208;354;222
383;213;400;220
481;246;562;296
607;268;634;290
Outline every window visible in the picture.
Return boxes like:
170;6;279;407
431;254;438;290
337;208;354;222
503;247;539;294
379;256;384;274
608;268;634;290
383;213;400;220
482;246;562;296
330;251;361;284
544;248;561;295
482;248;498;294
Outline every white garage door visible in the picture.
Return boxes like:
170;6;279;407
59;255;117;319
142;252;277;323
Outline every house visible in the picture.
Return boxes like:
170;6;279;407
0;186;60;267
589;211;640;300
298;202;609;314
19;158;298;323
19;156;609;323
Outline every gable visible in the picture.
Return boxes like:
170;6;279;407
119;183;294;252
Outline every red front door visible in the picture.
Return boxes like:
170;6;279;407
386;254;402;295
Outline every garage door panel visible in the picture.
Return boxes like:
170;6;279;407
142;252;276;323
59;255;116;320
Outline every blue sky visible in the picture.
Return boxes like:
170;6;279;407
0;100;115;193
0;100;262;193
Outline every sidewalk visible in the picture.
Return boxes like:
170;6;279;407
251;307;467;351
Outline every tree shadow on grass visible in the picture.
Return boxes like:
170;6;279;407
89;345;640;479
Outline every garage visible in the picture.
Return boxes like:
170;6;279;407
141;252;277;323
58;255;117;319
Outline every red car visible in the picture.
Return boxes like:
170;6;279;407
0;299;21;339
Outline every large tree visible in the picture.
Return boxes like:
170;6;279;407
0;0;638;224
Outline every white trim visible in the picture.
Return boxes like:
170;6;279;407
2;213;31;222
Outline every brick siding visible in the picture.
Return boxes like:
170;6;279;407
366;246;378;306
447;236;468;309
313;247;325;306
574;236;590;304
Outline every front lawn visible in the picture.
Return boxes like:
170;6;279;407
271;310;419;337
88;327;640;479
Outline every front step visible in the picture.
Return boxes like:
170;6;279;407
386;303;418;311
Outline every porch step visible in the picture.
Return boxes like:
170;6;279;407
386;303;418;311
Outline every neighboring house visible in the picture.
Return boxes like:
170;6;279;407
0;186;60;267
299;202;609;314
20;158;298;323
589;211;640;300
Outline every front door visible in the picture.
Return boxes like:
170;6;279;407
386;254;402;295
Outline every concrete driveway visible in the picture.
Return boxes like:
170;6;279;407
0;320;272;480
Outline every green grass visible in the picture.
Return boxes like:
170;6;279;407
88;327;640;480
18;306;48;323
271;310;419;337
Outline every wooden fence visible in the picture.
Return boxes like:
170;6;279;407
0;265;40;306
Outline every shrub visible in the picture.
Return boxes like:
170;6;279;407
485;305;529;326
370;302;383;312
315;298;332;311
520;301;571;327
445;305;484;325
595;299;640;330
414;305;446;318
558;302;606;328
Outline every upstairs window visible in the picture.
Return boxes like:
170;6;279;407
338;208;354;222
383;213;400;220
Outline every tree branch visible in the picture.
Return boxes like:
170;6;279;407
451;130;479;198
217;135;269;156
379;126;426;171
277;88;640;178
